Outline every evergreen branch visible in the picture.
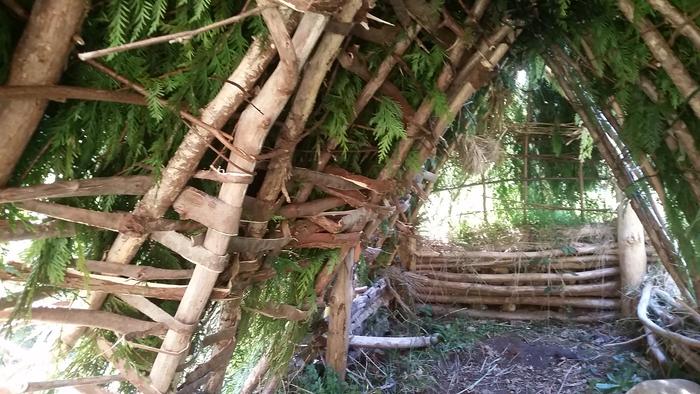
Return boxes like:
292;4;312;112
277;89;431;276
79;5;270;60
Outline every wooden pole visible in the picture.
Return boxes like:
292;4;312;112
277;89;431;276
617;191;648;316
326;247;355;380
16;376;122;393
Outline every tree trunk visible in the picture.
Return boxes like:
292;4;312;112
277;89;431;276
0;0;87;186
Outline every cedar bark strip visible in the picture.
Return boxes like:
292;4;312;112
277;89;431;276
0;0;87;186
417;294;620;309
149;13;329;391
618;0;700;118
0;307;165;337
0;220;76;242
349;334;439;349
0;175;153;203
16;200;201;235
60;16;289;350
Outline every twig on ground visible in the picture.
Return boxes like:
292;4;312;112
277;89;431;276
557;364;576;394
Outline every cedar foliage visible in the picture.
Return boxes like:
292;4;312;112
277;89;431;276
0;0;699;391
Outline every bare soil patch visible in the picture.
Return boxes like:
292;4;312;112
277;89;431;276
343;309;654;393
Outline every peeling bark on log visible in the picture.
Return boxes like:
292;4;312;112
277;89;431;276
240;353;271;394
423;304;619;322
0;175;153;203
173;187;240;235
417;294;620;309
0;308;165;338
349;334;439;349
0;0;87;186
0;220;76;242
277;197;346;218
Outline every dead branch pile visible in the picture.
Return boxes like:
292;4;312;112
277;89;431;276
637;284;700;375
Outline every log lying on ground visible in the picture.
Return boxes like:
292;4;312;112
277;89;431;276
0;307;165;338
415;244;616;259
0;220;76;242
416;294;620;309
405;271;619;296
415;251;619;265
420;267;620;284
421;304;619;322
349;334;439;349
415;259;618;272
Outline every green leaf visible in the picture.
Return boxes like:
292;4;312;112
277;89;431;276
369;97;406;162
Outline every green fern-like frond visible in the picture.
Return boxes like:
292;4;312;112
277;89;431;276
370;97;406;162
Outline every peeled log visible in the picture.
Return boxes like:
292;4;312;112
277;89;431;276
420;267;620;284
0;0;87;186
416;294;620;309
349;334;439;349
618;196;647;316
406;271;619;296
422;304;619;322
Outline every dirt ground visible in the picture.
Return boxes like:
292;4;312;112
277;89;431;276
342;308;657;393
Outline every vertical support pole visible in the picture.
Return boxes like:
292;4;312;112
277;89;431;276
481;172;488;223
617;190;648;316
522;134;529;224
578;159;585;220
326;246;355;379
